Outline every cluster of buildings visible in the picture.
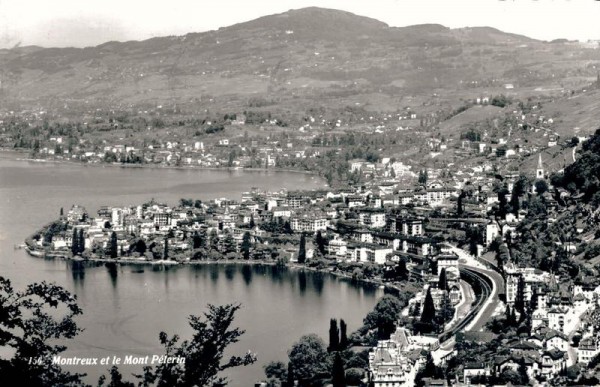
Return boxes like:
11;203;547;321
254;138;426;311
369;327;440;385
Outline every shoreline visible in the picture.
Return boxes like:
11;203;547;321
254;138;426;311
0;148;322;177
24;247;392;290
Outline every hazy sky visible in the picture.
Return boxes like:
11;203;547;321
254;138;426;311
0;0;598;48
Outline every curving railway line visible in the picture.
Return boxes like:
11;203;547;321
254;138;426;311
438;268;494;344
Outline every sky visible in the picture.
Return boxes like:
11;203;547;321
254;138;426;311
0;0;599;49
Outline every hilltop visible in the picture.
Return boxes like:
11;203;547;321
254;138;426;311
0;7;598;118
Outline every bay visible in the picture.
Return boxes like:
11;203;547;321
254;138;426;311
0;152;381;385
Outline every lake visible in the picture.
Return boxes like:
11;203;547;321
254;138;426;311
0;152;381;386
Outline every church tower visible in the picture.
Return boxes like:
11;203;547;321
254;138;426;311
536;154;544;179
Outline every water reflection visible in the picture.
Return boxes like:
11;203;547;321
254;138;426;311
241;265;252;286
209;265;219;283
253;264;267;277
105;262;118;288
274;265;289;284
70;261;85;286
224;265;236;281
311;273;324;295
298;270;307;294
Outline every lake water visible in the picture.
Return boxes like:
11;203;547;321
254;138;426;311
0;152;381;386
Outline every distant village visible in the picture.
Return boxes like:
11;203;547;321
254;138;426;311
0;94;586;186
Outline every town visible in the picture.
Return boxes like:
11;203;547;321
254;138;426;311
6;5;600;386
26;126;600;386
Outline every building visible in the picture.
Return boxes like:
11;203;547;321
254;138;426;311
436;254;460;277
152;213;171;227
505;264;552;305
368;327;430;387
540;350;567;377
285;194;306;209
484;221;499;246
327;238;348;257
359;208;386;228
290;213;328;233
400;236;437;257
346;195;366;208
67;205;88;223
547;307;568;333
347;243;393;264
414;188;456;205
536;154;545;180
463;362;490;385
577;337;600;364
396;217;423;236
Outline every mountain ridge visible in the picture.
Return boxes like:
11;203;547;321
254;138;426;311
0;7;596;115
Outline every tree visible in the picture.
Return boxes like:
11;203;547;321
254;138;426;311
396;258;408;280
505;305;513;326
163;238;169;259
297;234;306;264
286;362;295;387
288;334;330;385
71;228;79;256
223;232;236;255
192;231;203;249
60;207;64;217
423;352;437;378
415;352;441;387
466;226;480;256
457;191;465;216
0;276;84;386
110;231;118;259
515;275;526;317
518;357;529;385
328;319;339;352
315;231;327;256
496;183;510;219
331;352;346;387
209;230;220;252
284;221;292;234
134;239;147;255
241;232;252;260
78;228;85;254
535;179;549;195
420;287;437;325
363;295;403;339
509;307;517;327
496;243;509;272
430;258;438;276
438;268;448;292
250;214;256;229
264;361;287;383
499;368;522;385
339;319;348;349
490;94;511;108
136;303;256;386
418;170;428;185
179;198;193;207
510;175;530;215
98;366;135;387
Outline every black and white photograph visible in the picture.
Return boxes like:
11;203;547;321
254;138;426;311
1;1;600;386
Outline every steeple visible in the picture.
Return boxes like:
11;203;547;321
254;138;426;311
536;154;544;179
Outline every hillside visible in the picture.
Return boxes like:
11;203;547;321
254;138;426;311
0;7;598;118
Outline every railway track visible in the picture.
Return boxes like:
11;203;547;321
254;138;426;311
438;268;493;344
